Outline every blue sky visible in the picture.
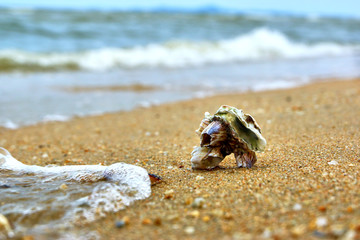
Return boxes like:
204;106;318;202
1;0;359;17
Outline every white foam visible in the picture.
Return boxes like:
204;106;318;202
0;147;150;189
1;120;18;129
0;147;151;236
250;79;309;92
42;114;70;122
0;28;357;71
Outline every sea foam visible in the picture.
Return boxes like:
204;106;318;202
42;114;71;122
0;147;151;238
0;28;357;72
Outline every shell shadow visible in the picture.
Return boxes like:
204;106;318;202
190;164;268;172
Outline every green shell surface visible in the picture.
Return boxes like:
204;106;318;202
213;105;266;152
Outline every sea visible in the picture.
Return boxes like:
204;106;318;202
0;7;359;128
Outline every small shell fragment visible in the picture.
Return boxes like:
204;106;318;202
191;105;266;169
148;173;162;185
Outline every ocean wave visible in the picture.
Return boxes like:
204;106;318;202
1;120;18;129
0;28;357;72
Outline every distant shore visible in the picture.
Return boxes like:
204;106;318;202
1;78;359;239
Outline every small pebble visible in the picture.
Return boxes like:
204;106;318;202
355;224;360;232
316;217;328;227
223;212;233;220
342;230;355;240
293;203;302;211
318;206;327;212
185;226;195;235
188;210;200;218
262;228;272;239
142;218;152;225
202;215;210;222
164;189;174;199
312;230;327;238
154;217;162;226
330;224;346;236
195;175;204;180
122;216;130;225
167;214;179;221
291;225;306;236
115;220;126;228
291;105;303;111
191;197;205;208
185;197;193;205
211;209;224;217
172;224;180;230
328;160;338;165
346;207;353;213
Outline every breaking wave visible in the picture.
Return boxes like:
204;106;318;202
0;28;357;72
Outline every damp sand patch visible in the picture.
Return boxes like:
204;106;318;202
58;84;159;93
0;147;152;239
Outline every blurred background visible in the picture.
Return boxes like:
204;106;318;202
0;0;359;128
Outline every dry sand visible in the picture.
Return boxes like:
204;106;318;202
1;79;359;239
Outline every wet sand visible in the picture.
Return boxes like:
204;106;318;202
58;83;159;93
1;78;359;239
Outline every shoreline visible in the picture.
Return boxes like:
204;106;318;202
1;77;357;131
1;78;360;239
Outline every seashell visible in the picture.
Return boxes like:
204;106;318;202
191;146;223;170
148;173;162;185
195;113;211;136
191;105;266;169
200;121;228;147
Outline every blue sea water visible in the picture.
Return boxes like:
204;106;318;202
0;8;359;127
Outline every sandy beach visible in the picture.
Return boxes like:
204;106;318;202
1;79;359;239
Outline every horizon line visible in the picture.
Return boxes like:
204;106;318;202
0;4;359;19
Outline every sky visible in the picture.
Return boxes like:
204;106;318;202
0;0;359;17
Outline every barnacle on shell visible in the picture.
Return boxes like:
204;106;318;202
191;105;266;170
